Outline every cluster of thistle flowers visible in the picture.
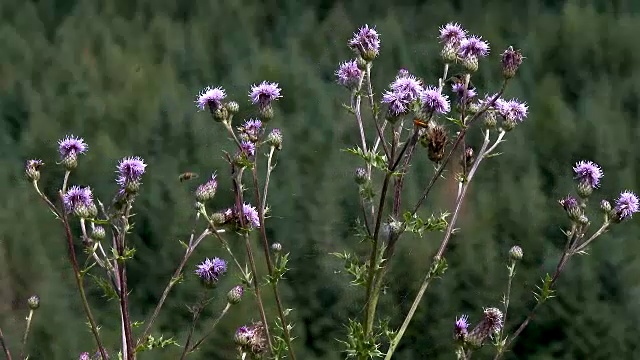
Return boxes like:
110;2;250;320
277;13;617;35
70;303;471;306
561;160;639;224
336;23;527;146
195;81;283;230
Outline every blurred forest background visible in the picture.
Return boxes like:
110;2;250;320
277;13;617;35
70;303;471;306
1;0;640;359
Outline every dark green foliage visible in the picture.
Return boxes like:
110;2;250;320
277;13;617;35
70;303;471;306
1;0;639;359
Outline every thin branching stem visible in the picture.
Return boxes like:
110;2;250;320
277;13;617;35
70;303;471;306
188;303;232;353
0;327;12;360
19;309;34;360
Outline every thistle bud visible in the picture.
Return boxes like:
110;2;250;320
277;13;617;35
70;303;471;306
195;174;218;203
210;211;229;226
453;315;469;342
25;159;44;182
266;128;283;150
91;226;106;241
483;111;497;129
227;285;244;305
441;43;458;63
354;167;368;185
509;245;523;261
502;118;517;132
577;181;594;199
213;107;228;122
461;146;474;169
271;242;282;253
226;101;239;114
559;195;582;222
501;46;523;79
27;295;40;310
462;56;479;73
600;200;612;213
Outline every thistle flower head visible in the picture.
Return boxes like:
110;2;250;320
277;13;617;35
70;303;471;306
266;128;283;150
249;81;282;108
58;135;88;159
501;46;524;79
496;99;528;123
25;159;44;182
467;307;503;347
439;22;467;46
239;119;263;143
389;73;423;101
196;86;226;111
195;257;227;286
348;24;380;61
27;295;40;310
458;35;490;59
423;124;448;163
420;86;451;115
63;186;96;218
335;60;362;89
573;160;603;189
79;353;90;360
195;174;218;202
240;203;260;228
116;156;147;190
452;82;477;101
382;90;410;116
614;190;639;222
240;141;256;158
454;314;469;341
509;245;523;261
354;167;368;185
227;285;244;304
234;326;254;346
559;195;582;221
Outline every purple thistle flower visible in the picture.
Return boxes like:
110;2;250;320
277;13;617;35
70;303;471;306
241;203;260;228
451;82;477;100
420;86;451;115
266;128;283;150
62;186;95;217
454;314;469;340
335;60;363;89
240;140;256;157
573;160;603;189
195;174;218;202
559;195;582;221
249;81;282;108
234;326;254;346
196;86;226;111
458;35;490;59
439;22;467;45
389;72;423;101
501;46;524;79
497;99;528;123
79;352;90;360
467;307;503;347
239;119;263;142
25;159;44;181
116;156;147;188
382;90;410;116
614;190;639;221
348;25;380;60
58;135;88;163
195;257;228;286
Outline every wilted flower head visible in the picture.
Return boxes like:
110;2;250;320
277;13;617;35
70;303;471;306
439;23;466;46
467;307;503;347
63;186;96;218
234;326;254;346
422;124;448;163
458;35;490;59
420;86;451;115
249;81;282;109
235;322;267;355
239;119;263;143
335;60;362;89
501;46;524;79
116;156;147;191
196;86;226;111
454;314;469;341
348;24;380;61
195;174;218;202
25;159;44;182
573;161;603;189
195;257;227;286
614;190;639;222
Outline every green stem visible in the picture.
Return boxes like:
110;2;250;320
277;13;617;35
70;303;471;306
0;327;12;360
188;303;232;353
497;261;516;349
19;310;34;359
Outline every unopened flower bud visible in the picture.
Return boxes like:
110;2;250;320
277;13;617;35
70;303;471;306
502;118;517;132
356;57;368;70
79;352;90;360
25;159;44;182
266;128;283;150
62;153;78;171
227;285;244;305
354;167;368;185
509;245;523;261
462;56;479;73
461;146;474;169
91;226;106;241
578;215;589;225
501;46;523;79
600;200;612;213
226;101;239;114
483;111;497;129
271;242;282;253
213;107;228;122
577;181;594;199
211;211;228;226
27;295;40;310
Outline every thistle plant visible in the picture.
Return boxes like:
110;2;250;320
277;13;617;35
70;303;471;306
331;22;637;360
14;79;296;359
